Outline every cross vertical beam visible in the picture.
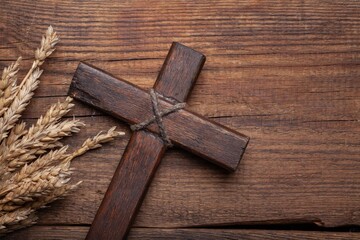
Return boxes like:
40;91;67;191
87;130;165;239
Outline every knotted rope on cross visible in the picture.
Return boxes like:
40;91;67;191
130;88;186;147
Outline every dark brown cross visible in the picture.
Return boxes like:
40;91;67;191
68;42;249;240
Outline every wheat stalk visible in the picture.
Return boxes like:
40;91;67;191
0;68;42;143
17;26;59;92
0;97;77;165
0;25;59;143
0;208;33;225
0;211;37;235
0;147;68;197
65;126;125;162
0;26;125;235
0;118;85;175
0;57;21;117
28;97;74;136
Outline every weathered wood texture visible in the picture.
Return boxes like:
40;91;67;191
1;0;360;239
4;227;360;240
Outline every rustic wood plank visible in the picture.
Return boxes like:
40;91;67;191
128;228;360;240
0;0;359;236
3;226;360;240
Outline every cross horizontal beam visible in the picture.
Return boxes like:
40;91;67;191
69;62;249;171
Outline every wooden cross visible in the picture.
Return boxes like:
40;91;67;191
68;42;249;240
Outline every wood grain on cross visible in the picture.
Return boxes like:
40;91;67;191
68;42;249;240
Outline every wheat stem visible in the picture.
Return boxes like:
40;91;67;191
17;26;59;92
65;126;125;162
0;68;42;143
0;57;21;118
0;208;36;235
27;97;74;137
0;161;72;206
0;147;69;197
0;119;84;175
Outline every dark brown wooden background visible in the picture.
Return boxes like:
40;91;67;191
1;0;359;239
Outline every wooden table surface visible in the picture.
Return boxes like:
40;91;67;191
1;0;359;239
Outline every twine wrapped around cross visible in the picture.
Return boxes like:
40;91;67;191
130;89;186;147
